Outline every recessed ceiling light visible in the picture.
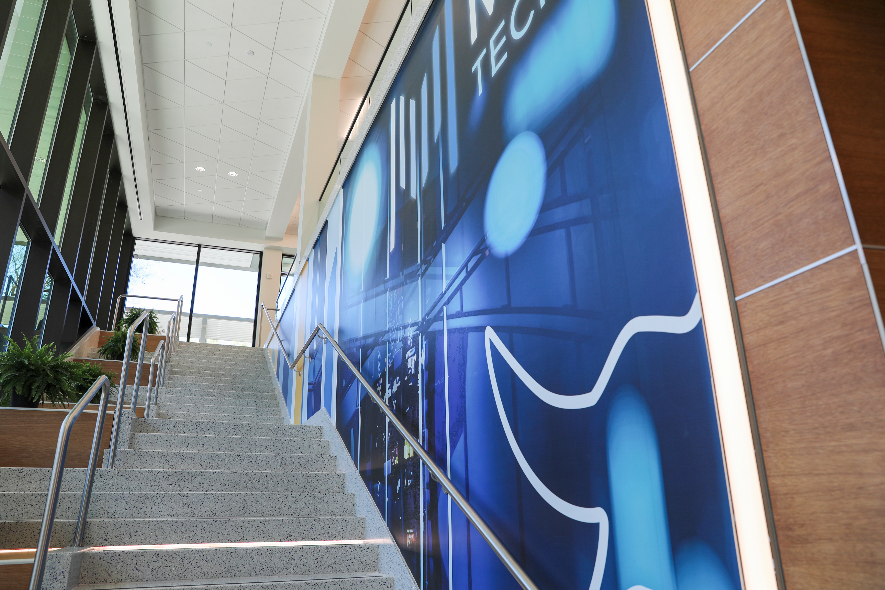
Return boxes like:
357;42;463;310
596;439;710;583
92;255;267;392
197;189;203;192
205;41;212;47
195;166;206;172
228;171;238;177
246;50;254;56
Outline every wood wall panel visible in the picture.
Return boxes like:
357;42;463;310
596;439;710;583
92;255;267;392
737;254;885;588
672;0;761;67
864;249;885;313
690;0;853;296
0;563;29;590
790;0;885;246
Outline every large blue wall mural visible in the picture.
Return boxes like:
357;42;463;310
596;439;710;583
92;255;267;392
272;0;742;587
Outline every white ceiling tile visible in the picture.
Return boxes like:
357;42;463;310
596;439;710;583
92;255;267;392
152;126;184;144
152;162;186;179
147;107;183;129
143;67;184;102
150;149;182;165
239;214;268;228
251;140;281;156
224;78;267;103
219;125;253;143
340;75;369;101
251;168;281;184
263;78;300;100
301;0;331;17
236;22;279;51
242;198;274;212
184;128;218;154
186;56;228;78
187;0;233;25
255;121;290;150
185;178;214;198
139;0;185;28
185;208;214;223
245;187;273;201
219;156;252;170
251;154;285;171
246;173;278;195
184;104;224;125
188;123;222;141
349;31;383;71
219;138;253;156
275;18;322;50
218;162;249;183
187;193;217;206
359;20;396;46
225;57;266;80
153;180;186;200
156;205;185;218
260;96;300;120
215;173;247;189
226;99;263;118
275;47;314;70
138;8;181;35
229;29;273;74
184;2;229;30
233;0;283;26
213;211;242;226
184;61;226;97
185;145;217;162
184;28;231;60
268;54;308;91
342;58;370;78
263;116;296;135
154;196;183;209
144;90;181;110
185;162;217;180
215;186;246;202
363;0;401;23
280;0;322;21
149;134;185;159
146;60;184;83
222;105;260;137
185;86;220;106
141;33;184;63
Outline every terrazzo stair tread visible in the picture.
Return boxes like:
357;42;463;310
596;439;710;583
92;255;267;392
161;381;277;393
156;401;282;413
158;396;279;409
0;468;346;493
156;406;283;420
158;387;279;397
0;516;366;547
159;412;286;424
171;367;271;377
130;434;330;454
173;351;269;361
75;543;381;584
74;572;393;590
106;450;337;472
132;419;320;439
167;373;274;382
0;492;356;520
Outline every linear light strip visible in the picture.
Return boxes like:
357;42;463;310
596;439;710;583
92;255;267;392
645;1;779;588
735;245;857;301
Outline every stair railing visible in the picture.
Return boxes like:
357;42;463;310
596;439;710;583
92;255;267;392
29;376;111;590
260;304;540;590
107;309;150;468
143;311;175;418
111;294;184;346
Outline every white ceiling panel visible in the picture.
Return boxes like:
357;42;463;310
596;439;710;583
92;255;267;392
144;68;184;102
156;206;185;219
243;198;275;212
184;28;232;59
219;125;253;143
188;123;222;141
138;0;184;28
263;78;301;99
153;180;186;200
252;141;282;157
264;116;297;135
145;91;181;110
152;162;186;179
256;121;291;150
233;0;284;26
230;29;274;73
219;140;254;159
225;57;265;80
138;8;179;36
185;178;214;197
215;175;246;190
188;0;234;26
225;78;266;103
237;23;280;50
275;18;323;50
275;47;314;70
215;186;246;202
185;2;228;30
246;174;278;196
146;60;184;82
185;62;226;96
222;106;260;138
281;0;322;21
141;33;184;63
187;55;229;78
252;154;285;171
261;97;300;120
147;107;183;130
240;214;268;228
184;104;224;125
150;149;181;165
185;86;220;106
220;156;253;170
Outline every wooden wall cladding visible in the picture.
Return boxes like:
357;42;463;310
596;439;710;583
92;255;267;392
0;563;29;590
790;0;885;247
864;248;885;312
672;0;761;67
688;0;853;296
737;254;885;587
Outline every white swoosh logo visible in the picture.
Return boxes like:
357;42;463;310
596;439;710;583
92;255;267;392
484;294;702;590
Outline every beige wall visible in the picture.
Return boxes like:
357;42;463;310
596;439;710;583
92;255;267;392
672;0;885;586
255;247;283;347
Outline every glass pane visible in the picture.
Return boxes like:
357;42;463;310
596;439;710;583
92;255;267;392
54;86;90;243
30;15;76;200
0;227;31;350
33;270;52;345
126;240;198;340
0;0;45;141
191;248;259;346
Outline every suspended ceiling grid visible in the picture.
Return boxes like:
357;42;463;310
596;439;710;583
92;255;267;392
135;0;330;229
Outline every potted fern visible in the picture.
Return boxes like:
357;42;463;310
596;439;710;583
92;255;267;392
0;336;77;408
98;308;159;361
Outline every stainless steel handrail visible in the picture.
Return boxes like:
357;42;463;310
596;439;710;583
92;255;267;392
108;310;149;468
29;376;111;590
260;304;539;590
142;340;165;418
112;294;183;339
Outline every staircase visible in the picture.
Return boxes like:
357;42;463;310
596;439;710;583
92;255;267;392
0;342;397;590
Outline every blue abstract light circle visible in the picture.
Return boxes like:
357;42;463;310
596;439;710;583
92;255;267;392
345;144;382;280
484;131;547;257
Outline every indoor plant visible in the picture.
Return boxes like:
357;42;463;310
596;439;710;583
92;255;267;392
118;307;159;334
0;336;77;407
97;308;159;361
69;361;118;401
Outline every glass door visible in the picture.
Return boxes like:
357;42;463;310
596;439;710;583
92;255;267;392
189;247;260;346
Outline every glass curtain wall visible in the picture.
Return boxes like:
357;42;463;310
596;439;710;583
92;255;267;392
191;247;260;346
30;13;76;199
54;85;90;243
0;0;45;140
0;228;30;349
126;240;198;339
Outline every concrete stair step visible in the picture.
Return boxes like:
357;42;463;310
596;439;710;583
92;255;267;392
158;411;285;423
132;419;317;439
158;386;279;397
163;380;276;391
105;450;336;472
158;396;278;409
1;516;364;547
74;543;381;585
171;366;271;376
130;434;329;454
1;492;355;521
74;572;393;590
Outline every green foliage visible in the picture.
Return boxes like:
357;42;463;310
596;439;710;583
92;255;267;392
68;361;117;399
118;308;159;335
97;329;140;361
0;336;77;406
